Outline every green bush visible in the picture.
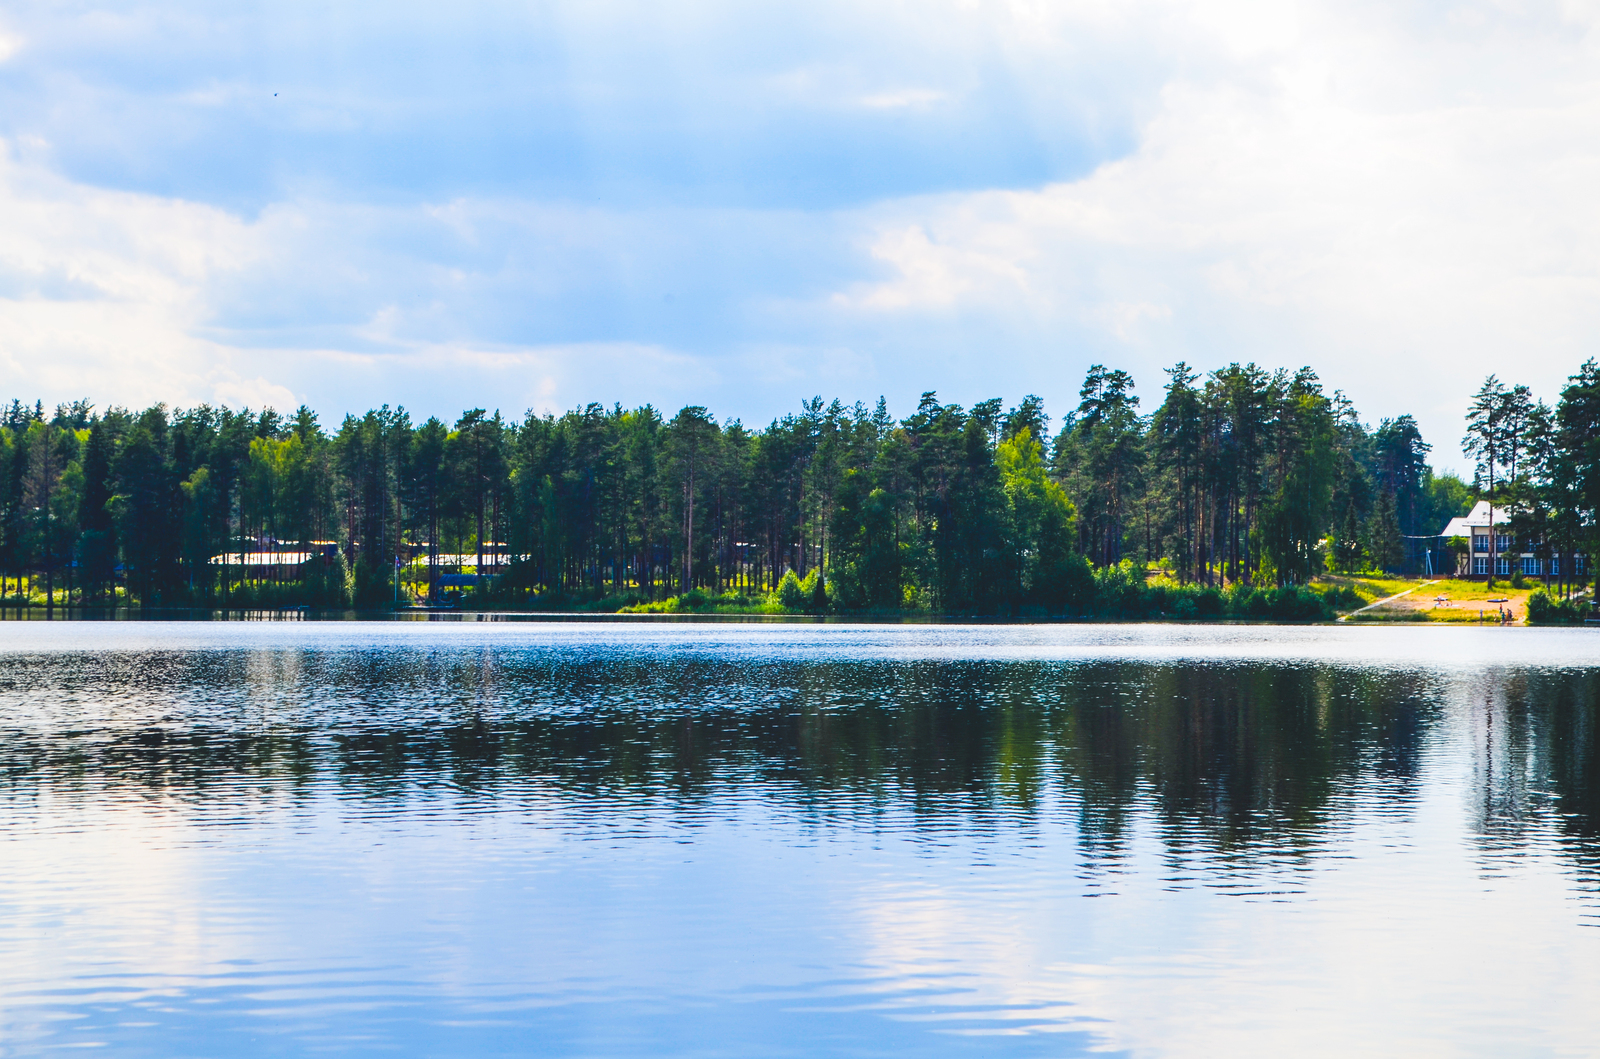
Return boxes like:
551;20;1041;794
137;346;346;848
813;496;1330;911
775;569;828;612
599;554;1342;623
1231;585;1267;617
777;570;807;610
1269;585;1331;620
829;564;867;611
616;590;785;615
1527;589;1586;625
351;555;395;608
1093;560;1148;615
304;552;352;609
1321;585;1363;611
1050;554;1097;610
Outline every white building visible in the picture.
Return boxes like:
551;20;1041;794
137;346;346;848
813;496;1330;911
1439;500;1587;579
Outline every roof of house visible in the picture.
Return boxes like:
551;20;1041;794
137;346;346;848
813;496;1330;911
1440;500;1520;538
208;552;320;566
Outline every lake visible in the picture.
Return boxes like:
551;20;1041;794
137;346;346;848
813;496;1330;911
1;621;1598;1057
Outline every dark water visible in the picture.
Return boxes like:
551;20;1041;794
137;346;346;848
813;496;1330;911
2;623;1598;1058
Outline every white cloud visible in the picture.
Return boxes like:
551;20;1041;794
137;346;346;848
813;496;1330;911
857;88;949;110
286;340;718;422
837;225;1031;311
1;0;1599;462
0;140;723;421
0;138;287;411
828;0;1600;465
837;724;1600;1056
1096;300;1173;342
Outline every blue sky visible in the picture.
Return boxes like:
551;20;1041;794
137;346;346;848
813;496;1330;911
1;0;1598;467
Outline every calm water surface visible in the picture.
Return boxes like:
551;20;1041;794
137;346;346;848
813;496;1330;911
2;622;1599;1057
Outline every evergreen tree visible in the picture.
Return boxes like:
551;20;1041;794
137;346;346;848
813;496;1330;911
9;353;1581;614
1365;489;1403;572
1334;503;1365;573
79;418;116;601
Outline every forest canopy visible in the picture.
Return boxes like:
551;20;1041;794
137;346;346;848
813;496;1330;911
3;358;1594;614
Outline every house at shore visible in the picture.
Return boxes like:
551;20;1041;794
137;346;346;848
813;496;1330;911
208;541;340;581
1438;501;1588;579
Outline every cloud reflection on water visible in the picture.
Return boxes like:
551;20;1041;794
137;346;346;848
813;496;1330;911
0;623;1597;1055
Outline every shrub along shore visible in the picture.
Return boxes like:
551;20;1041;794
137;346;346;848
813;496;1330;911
610;563;1350;620
0;568;1585;623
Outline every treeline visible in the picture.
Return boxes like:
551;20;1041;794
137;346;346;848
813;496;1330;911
1;358;1587;614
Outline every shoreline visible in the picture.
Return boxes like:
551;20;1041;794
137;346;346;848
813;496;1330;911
0;605;1590;626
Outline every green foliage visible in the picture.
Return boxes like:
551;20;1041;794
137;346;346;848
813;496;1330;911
997;427;1079;608
1055;366;1143;568
1365;489;1403;572
5;357;1595;621
1020;561;1334;621
828;472;901;610
1526;589;1586;625
1322;585;1364;610
303;552;352;609
1093;559;1148;615
777;569;806;610
1257;371;1337;585
617;590;786;615
1420;471;1472;536
1332;503;1366;573
351;555;395;608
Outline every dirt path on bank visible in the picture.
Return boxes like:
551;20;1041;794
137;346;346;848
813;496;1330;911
1342;581;1437;620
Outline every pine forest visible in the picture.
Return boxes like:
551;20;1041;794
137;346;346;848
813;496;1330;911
4;359;1598;618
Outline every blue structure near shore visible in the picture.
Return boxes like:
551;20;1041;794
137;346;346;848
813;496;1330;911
429;573;491;605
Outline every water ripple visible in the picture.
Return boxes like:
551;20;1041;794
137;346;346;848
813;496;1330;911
0;622;1598;1056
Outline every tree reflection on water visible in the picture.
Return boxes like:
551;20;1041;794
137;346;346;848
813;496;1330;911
4;647;1597;873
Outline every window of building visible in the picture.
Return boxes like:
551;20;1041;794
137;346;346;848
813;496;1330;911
1474;535;1489;552
1550;557;1561;576
1522;556;1541;576
1578;555;1588;575
1496;557;1511;576
1496;534;1513;553
1473;557;1490;575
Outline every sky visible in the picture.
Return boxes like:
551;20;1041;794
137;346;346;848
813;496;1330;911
1;0;1598;469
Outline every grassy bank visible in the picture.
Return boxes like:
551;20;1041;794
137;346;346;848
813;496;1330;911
1330;576;1592;624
